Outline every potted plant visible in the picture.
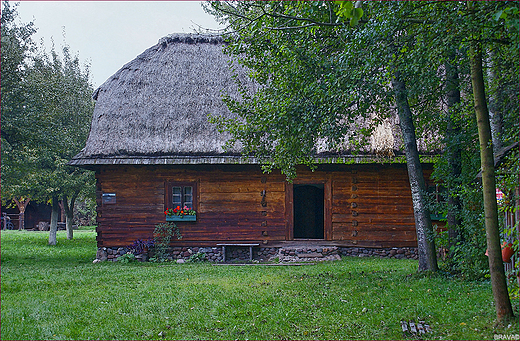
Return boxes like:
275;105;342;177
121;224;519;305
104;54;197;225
165;206;197;221
485;241;515;263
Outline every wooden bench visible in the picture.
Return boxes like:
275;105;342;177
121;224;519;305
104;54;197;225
217;243;260;262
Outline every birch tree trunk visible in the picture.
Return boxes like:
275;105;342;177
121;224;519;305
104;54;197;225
469;38;513;322
392;72;438;272
48;196;59;246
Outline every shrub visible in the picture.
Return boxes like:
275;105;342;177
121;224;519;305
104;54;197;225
129;239;155;255
117;252;136;263
149;222;182;262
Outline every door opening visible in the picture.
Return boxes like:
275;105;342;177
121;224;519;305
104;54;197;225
293;184;324;239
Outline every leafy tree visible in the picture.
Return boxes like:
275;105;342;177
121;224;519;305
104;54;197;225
207;0;439;271
1;1;37;224
1;1;95;244
26;44;95;243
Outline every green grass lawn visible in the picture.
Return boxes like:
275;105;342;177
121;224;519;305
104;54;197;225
1;230;518;340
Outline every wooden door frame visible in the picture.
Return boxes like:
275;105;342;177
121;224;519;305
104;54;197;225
285;177;332;241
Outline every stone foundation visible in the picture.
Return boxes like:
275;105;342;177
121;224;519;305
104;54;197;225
94;245;418;263
278;246;342;262
339;247;418;260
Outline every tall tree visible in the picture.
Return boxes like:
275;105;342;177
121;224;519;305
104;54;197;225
466;1;514;321
444;55;463;250
27;44;95;242
391;72;438;272
1;1;37;228
1;2;95;243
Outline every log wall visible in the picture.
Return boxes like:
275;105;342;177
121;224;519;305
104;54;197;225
95;164;434;248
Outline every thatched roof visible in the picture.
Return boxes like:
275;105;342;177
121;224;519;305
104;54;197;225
476;142;519;178
70;33;436;167
70;34;246;166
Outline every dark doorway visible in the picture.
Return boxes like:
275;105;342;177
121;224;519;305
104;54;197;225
293;184;324;239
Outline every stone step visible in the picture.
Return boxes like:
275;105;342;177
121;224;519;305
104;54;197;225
297;252;324;258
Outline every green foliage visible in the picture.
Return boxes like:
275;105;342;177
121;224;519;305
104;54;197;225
0;2;36;131
497;150;519;298
1;230;518;339
428;0;519;276
1;1;37;203
73;197;97;226
429;106;488;279
186;252;207;263
207;1;381;179
432;139;518;281
1;1;95;210
206;1;473;179
334;1;363;26
117;252;136;264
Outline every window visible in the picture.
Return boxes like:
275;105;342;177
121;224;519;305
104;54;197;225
166;182;197;210
427;184;446;204
427;183;446;221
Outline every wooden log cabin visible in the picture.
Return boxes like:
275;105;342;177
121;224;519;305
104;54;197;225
70;34;439;259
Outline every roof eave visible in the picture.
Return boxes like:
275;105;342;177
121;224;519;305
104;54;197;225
68;153;438;168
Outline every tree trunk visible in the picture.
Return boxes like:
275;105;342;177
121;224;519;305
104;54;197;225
392;72;438;272
62;193;78;240
58;200;66;223
13;197;30;230
469;38;513;322
445;56;463;249
48;196;59;246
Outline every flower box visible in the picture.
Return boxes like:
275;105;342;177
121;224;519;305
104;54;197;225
430;213;446;221
166;215;196;222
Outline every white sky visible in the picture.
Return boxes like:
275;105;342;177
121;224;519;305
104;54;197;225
16;1;223;88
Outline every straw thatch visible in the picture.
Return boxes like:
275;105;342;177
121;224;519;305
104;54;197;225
70;34;247;166
70;33;435;167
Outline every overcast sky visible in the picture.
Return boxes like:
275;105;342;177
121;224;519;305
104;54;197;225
16;1;223;88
